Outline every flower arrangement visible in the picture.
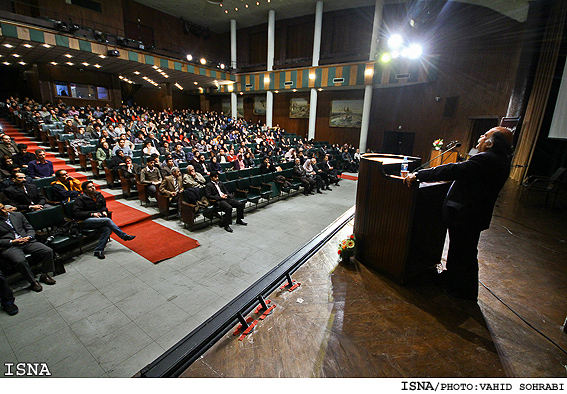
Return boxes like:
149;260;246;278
433;138;444;151
338;234;356;263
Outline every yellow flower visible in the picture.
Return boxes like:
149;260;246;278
347;240;355;248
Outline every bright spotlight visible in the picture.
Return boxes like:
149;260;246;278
391;50;400;59
200;58;207;65
186;54;193;61
381;53;392;63
407;44;423;59
388;34;403;49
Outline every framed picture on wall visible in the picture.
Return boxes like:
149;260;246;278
253;96;266;115
222;99;231;115
329;99;363;128
222;98;245;118
289;98;309;118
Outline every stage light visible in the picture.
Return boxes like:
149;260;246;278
388;34;403;49
380;53;391;63
407;44;423;59
186;54;193;61
220;63;225;69
200;58;207;65
69;24;80;33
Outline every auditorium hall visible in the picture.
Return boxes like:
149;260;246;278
0;0;565;380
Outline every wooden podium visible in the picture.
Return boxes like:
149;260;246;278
429;149;458;168
353;154;450;283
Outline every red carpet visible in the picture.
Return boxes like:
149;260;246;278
340;174;358;181
1;118;200;263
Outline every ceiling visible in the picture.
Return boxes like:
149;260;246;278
134;0;530;33
0;35;227;92
135;0;379;33
0;0;531;93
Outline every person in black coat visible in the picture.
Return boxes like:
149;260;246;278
3;172;47;213
72;181;135;259
404;127;513;301
0;204;55;292
205;172;247;233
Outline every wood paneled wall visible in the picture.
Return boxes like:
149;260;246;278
37;0;125;36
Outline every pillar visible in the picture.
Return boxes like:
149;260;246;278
308;1;323;141
359;0;384;153
231;19;238;119
266;10;275;127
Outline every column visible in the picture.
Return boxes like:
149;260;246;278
231;19;238;119
359;0;384;153
160;82;173;110
308;1;323;141
266;10;275;127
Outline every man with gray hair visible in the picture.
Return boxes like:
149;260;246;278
404;127;514;302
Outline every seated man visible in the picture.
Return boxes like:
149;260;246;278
0;267;18;315
27;149;54;179
159;167;183;213
51;169;82;203
205;171;247;233
108;149;127;179
4;172;47;212
320;154;340;187
0;203;56;292
140;157;162;198
293;158;316;195
12;144;36;169
122;156;141;189
72;181;135;259
160;156;176;178
303;157;324;194
112;137;133;158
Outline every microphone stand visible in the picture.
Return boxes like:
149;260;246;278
413;142;460;172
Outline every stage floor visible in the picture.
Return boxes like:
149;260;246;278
179;182;567;378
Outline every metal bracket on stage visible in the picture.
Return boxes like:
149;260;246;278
279;272;301;292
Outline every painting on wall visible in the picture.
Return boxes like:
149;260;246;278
222;98;244;118
289;98;309;118
253;96;266;115
329;99;364;128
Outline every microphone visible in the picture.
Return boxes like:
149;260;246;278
413;141;461;172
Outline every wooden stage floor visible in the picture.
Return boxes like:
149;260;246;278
179;181;567;378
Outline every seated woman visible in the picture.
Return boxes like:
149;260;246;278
95;141;111;170
243;152;255;168
232;154;247;170
208;155;222;173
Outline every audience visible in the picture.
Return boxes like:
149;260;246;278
4;172;48;212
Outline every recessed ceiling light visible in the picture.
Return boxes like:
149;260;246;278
43;44;51;48
82;62;90;66
134;71;140;75
153;65;158;69
23;44;32;48
318;88;323;91
64;54;73;58
66;62;74;65
194;81;198;85
275;90;279;93
3;62;10;65
99;54;106;58
12;54;20;57
19;61;26;65
292;89;297;92
3;44;13;48
94;64;101;68
51;62;57;65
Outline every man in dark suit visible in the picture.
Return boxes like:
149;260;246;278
0;203;56;292
3;172;47;213
205;171;247;233
404;127;513;301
